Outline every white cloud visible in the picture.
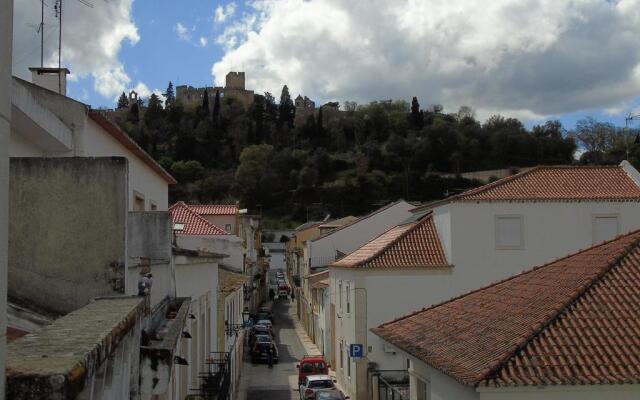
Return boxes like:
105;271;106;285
13;0;139;100
215;2;237;23
12;0;165;105
174;22;191;41
199;37;209;47
212;0;640;121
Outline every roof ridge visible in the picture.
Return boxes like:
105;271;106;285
351;212;432;268
375;229;640;329
170;202;227;234
311;200;407;242
479;234;640;385
452;166;541;200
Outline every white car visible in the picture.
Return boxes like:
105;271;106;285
299;375;337;400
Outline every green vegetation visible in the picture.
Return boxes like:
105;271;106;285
110;81;639;222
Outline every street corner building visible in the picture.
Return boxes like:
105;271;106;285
372;230;640;400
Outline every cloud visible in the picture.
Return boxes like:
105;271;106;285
174;22;191;41
13;0;139;100
199;37;209;47
215;2;237;23
212;0;640;121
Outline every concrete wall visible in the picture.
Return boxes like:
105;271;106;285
9;157;128;314
126;211;173;307
308;201;414;268
176;234;244;272
201;214;237;234
84;117;169;210
0;0;13;397
409;359;477;400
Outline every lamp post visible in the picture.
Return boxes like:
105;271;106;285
225;309;251;336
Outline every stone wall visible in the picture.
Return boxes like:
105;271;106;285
9;157;128;314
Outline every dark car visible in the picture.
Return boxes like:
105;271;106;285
255;310;274;323
250;341;279;364
249;325;273;346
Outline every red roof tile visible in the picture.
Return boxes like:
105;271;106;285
170;201;226;235
187;204;238;215
331;214;449;269
6;327;29;342
453;165;640;202
372;231;640;387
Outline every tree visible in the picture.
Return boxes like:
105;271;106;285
571;116;616;153
201;88;210;114
117;92;129;109
144;93;164;126
410;96;423;129
234;144;276;207
163;81;175;109
127;102;140;123
278;85;295;127
213;89;221;119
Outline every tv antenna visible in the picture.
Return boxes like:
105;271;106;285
624;112;640;160
53;0;94;93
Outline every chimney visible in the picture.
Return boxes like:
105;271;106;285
28;67;71;96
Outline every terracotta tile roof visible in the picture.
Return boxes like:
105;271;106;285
6;327;29;343
187;204;238;215
454;165;640;202
219;269;248;293
372;230;640;387
331;214;449;269
170;201;226;235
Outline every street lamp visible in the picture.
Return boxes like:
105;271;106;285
225;309;252;336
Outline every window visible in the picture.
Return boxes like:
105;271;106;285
495;215;523;249
340;341;344;369
347;352;351;378
134;191;145;211
225;224;232;233
416;378;429;400
339;281;343;310
150;201;158;211
346;283;350;314
593;215;619;244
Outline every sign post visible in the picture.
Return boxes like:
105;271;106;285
349;344;364;358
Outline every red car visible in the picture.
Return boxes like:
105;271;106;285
296;355;330;385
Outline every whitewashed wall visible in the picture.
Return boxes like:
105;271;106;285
176;234;244;272
84;118;169;210
308;202;414;268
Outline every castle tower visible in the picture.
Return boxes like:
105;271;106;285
225;72;245;90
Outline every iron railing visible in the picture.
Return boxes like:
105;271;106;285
369;369;409;400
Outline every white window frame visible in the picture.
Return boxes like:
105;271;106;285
592;214;619;244
133;190;146;211
494;214;524;250
346;283;351;314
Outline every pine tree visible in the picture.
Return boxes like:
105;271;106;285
127;102;139;123
202;89;210;113
410;96;423;129
213;90;221;119
117;92;129;109
145;93;164;126
278;85;295;127
164;81;175;109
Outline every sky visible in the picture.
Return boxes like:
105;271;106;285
11;0;640;130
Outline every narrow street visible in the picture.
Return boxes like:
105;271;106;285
241;299;306;400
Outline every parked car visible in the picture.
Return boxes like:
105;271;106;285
297;355;330;385
299;375;336;400
315;390;349;400
256;319;273;329
257;307;274;322
251;341;279;364
249;325;274;347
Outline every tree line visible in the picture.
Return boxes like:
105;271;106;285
111;82;639;224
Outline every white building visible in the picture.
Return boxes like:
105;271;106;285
0;1;12;397
330;163;640;400
10;72;176;210
373;231;640;400
172;247;225;400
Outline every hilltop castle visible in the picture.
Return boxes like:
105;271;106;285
176;72;255;110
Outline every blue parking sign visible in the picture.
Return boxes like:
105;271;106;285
349;344;364;358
